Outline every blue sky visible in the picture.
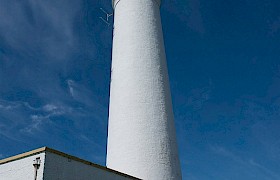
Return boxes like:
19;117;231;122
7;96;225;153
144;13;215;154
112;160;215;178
0;0;280;179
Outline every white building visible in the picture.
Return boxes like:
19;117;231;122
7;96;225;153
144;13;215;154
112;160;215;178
107;0;182;179
0;147;138;180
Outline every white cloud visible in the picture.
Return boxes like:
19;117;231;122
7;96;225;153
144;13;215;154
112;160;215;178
43;104;58;112
67;80;75;98
182;78;213;112
0;1;109;163
0;0;88;105
187;0;205;34
0;100;20;111
0;104;13;110
22;114;53;134
269;16;280;35
0;0;81;61
249;159;280;179
187;86;212;111
210;145;280;179
210;145;244;164
24;115;46;133
163;0;205;34
22;102;75;134
67;79;101;108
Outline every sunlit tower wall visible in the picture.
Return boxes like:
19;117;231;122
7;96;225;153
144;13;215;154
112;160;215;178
106;0;182;179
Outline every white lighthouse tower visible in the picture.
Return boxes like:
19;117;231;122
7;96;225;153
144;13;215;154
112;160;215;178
106;0;182;179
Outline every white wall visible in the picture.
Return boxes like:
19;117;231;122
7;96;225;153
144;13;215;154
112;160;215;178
43;151;133;180
107;0;182;179
0;152;45;180
0;150;135;180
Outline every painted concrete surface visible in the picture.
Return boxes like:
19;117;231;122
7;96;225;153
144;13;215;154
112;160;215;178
0;148;136;180
43;151;133;180
107;0;182;179
0;152;45;180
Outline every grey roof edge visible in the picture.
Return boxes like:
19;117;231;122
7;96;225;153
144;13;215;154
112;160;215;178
0;147;47;165
0;147;140;180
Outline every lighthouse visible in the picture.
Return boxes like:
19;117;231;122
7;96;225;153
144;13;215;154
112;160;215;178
106;0;182;179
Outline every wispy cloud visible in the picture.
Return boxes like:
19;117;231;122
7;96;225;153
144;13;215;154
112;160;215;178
248;159;280;179
0;81;107;138
0;0;83;105
187;0;205;34
22;115;48;134
0;0;108;140
68;80;75;98
67;80;101;107
210;145;245;164
0;100;20;111
0;0;80;60
66;79;107;127
210;145;280;179
187;85;212;111
269;16;280;36
21;102;73;134
163;0;205;34
240;78;280;160
176;75;280;179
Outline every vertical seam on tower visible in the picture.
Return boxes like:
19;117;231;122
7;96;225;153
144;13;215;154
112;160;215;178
113;0;160;10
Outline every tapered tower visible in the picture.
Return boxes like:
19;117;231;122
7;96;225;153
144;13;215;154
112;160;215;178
106;0;182;179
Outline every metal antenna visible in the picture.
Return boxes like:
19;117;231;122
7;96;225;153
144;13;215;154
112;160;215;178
99;17;110;26
99;8;113;26
100;8;113;21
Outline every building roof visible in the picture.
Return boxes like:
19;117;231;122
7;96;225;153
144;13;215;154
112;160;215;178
0;147;140;179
